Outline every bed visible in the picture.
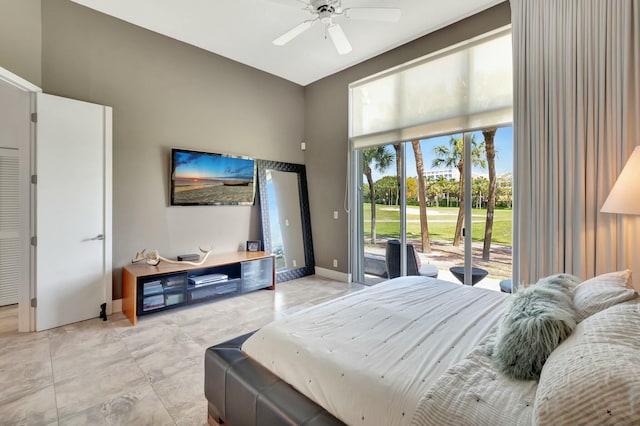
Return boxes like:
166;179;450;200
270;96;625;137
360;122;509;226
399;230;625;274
204;272;640;426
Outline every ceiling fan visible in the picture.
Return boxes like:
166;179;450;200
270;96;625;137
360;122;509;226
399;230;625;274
272;0;402;55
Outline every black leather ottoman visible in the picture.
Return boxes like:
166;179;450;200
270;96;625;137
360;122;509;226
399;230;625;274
204;331;345;426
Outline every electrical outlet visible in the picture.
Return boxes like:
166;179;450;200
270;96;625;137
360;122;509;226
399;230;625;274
333;210;339;219
333;259;338;268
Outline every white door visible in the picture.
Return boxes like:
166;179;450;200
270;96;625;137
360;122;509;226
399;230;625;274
35;93;111;331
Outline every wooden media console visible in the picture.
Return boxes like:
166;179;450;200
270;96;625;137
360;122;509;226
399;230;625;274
122;251;275;325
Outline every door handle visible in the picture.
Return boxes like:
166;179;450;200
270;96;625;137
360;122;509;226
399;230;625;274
90;234;105;241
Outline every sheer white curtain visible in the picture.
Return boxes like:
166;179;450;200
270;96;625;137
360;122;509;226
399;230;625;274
512;0;640;286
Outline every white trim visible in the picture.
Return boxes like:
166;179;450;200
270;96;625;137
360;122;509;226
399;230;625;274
0;68;41;93
314;267;350;283
0;67;41;332
103;107;113;314
27;92;37;332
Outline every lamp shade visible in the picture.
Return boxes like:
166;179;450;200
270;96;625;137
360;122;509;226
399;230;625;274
601;146;640;215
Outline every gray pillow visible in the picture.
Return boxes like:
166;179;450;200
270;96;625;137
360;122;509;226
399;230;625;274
488;273;580;380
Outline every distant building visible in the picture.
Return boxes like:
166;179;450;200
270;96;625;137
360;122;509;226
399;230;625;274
425;168;460;181
497;172;512;186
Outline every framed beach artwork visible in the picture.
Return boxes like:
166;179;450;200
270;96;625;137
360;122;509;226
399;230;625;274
170;148;256;206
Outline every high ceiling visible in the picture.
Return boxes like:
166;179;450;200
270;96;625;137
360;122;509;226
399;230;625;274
69;0;503;86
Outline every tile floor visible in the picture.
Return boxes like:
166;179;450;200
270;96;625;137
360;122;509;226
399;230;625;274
0;276;364;426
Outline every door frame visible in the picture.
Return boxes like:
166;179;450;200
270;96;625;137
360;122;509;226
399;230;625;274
0;67;40;332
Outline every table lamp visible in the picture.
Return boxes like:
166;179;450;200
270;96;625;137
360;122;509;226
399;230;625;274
601;146;640;215
601;146;640;291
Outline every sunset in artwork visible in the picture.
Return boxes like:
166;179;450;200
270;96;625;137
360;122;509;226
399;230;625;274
171;149;256;205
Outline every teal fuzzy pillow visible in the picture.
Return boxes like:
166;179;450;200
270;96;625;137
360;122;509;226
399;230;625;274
487;273;580;380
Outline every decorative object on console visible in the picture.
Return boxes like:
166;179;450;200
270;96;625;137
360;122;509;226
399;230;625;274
131;246;213;266
177;253;200;261
246;240;261;252
169;148;256;206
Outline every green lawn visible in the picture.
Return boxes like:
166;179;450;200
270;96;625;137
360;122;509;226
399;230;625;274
363;204;512;246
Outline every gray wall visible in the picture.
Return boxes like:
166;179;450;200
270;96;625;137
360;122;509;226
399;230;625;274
0;80;30;150
40;0;305;298
0;0;42;85
304;2;511;275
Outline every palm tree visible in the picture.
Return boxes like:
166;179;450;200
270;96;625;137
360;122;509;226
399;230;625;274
482;128;497;260
392;144;401;206
426;177;443;207
411;140;431;253
363;146;393;244
432;136;486;246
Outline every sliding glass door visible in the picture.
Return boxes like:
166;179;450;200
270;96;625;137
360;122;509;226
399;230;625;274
352;126;513;290
355;143;403;285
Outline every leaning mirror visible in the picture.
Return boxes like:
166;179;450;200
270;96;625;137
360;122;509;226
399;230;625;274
257;160;314;282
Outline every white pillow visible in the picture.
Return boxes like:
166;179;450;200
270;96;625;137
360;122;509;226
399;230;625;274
573;270;637;322
534;301;640;425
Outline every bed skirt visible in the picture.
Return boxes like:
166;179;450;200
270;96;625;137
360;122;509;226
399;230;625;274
204;331;346;426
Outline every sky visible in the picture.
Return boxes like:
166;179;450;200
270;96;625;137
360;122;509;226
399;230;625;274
174;150;255;180
370;126;513;182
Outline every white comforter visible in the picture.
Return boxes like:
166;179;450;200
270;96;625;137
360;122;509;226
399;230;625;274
242;276;513;426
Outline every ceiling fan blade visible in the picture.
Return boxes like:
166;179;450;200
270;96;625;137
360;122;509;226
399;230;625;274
327;23;352;55
344;7;402;22
273;20;316;46
266;0;310;7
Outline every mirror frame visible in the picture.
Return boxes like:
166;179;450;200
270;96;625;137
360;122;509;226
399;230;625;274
257;160;315;282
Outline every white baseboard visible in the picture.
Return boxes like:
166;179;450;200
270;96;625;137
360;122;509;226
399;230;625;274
112;298;122;313
315;267;350;282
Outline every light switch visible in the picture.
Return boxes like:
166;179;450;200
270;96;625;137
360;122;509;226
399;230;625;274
333;210;339;219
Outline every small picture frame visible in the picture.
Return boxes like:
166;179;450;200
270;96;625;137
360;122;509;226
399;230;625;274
246;240;261;252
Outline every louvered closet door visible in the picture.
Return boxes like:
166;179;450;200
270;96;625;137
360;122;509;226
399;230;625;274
0;148;19;306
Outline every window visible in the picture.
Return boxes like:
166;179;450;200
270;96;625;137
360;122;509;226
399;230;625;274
349;27;513;288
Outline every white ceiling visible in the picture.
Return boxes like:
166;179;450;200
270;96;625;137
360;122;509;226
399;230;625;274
69;0;503;86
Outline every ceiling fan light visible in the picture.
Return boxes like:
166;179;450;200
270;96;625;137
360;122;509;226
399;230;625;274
319;10;332;24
